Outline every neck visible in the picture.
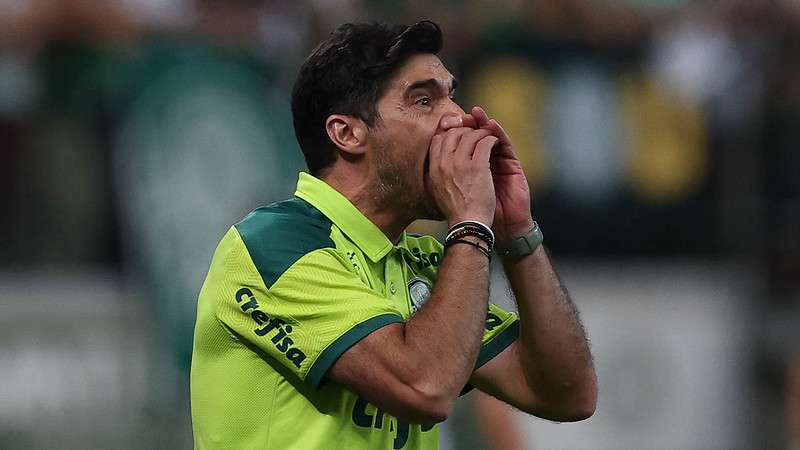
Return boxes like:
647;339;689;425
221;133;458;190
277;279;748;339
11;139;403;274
320;169;413;244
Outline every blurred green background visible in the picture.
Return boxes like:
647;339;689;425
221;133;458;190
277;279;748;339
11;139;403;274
1;0;799;449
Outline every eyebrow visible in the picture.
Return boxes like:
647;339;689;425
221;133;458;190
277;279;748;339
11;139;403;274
404;77;459;96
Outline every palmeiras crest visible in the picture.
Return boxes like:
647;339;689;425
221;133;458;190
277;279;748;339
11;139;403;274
408;277;433;313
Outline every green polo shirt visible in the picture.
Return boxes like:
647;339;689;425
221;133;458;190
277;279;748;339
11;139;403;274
190;172;519;450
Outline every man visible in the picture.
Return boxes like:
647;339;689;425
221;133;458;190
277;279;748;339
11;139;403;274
191;20;597;450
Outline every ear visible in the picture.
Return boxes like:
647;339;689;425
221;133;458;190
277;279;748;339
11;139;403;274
325;114;368;156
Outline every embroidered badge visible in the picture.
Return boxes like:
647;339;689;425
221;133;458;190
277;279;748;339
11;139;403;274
408;277;433;313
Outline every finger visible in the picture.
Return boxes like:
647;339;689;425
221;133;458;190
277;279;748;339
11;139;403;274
471;107;512;150
430;132;443;155
487;118;514;151
428;134;443;178
487;119;508;140
471;106;491;127
439;115;463;130
461;113;478;129
441;127;470;155
455;128;492;160
473;135;499;164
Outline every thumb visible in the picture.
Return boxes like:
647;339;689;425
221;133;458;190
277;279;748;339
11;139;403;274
473;136;498;163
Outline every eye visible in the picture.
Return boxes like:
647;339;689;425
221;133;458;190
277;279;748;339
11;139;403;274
415;97;432;107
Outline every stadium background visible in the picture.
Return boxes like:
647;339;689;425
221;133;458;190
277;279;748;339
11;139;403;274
1;0;799;448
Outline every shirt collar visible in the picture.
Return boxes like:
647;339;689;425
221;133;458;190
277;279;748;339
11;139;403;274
295;172;406;262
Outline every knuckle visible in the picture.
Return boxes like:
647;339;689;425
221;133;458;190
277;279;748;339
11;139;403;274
444;132;460;146
475;130;492;143
462;131;483;147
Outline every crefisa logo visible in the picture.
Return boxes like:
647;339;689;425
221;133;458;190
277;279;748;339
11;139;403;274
408;277;432;314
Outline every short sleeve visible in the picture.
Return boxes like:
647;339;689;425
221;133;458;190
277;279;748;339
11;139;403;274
215;242;404;388
456;304;519;396
476;303;519;369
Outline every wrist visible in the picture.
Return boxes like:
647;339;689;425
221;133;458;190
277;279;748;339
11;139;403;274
444;220;494;261
445;235;492;260
495;218;535;243
495;221;543;260
447;216;494;230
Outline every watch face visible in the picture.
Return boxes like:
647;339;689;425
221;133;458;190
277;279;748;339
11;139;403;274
408;277;433;314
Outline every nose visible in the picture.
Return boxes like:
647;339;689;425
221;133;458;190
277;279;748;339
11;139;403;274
438;101;466;132
445;97;466;117
450;99;466;116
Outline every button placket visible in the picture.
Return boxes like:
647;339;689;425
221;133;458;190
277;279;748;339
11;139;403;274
384;250;398;298
384;248;410;314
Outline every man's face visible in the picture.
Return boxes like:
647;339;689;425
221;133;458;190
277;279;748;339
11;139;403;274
369;53;465;220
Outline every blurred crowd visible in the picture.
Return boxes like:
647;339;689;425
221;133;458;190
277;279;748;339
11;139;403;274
1;0;799;448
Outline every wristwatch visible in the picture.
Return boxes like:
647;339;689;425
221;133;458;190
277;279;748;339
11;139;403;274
495;222;544;259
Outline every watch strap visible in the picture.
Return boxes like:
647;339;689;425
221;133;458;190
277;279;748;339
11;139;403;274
495;222;543;259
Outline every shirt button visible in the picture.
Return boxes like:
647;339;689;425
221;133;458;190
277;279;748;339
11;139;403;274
389;282;397;295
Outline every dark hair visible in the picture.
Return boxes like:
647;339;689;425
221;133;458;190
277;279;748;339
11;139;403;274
291;21;443;175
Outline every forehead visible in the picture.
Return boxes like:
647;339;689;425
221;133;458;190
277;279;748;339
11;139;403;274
385;53;454;93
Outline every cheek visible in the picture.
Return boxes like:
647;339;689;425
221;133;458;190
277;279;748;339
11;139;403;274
412;119;440;150
381;115;439;164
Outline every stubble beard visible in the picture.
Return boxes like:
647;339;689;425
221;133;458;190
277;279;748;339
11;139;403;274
373;140;442;222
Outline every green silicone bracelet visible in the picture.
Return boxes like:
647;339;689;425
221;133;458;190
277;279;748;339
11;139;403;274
495;222;544;259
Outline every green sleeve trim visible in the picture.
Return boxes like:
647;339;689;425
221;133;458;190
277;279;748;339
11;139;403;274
475;320;519;369
306;313;404;388
459;320;520;396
